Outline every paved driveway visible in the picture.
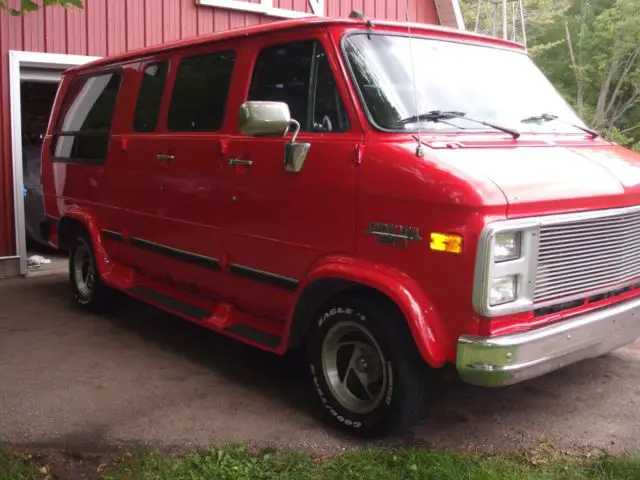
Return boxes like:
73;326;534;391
1;274;639;455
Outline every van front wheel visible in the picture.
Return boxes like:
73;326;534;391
307;297;430;437
69;235;113;311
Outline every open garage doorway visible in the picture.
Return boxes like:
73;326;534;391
21;81;65;275
9;51;99;276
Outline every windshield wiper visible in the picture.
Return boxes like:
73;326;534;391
396;110;520;139
521;113;599;138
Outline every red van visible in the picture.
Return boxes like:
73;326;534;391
42;15;640;437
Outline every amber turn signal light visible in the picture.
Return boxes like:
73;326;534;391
430;233;463;254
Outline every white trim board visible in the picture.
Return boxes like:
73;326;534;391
451;0;466;30
197;0;324;19
8;51;99;276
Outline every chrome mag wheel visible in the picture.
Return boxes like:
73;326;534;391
73;241;95;299
321;321;388;414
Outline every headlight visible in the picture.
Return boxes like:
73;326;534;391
473;221;540;317
489;276;517;306
494;232;521;263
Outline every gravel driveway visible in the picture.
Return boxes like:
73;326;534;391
1;274;639;455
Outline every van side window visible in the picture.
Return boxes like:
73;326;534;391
134;62;168;133
167;50;236;132
53;72;121;163
248;41;348;133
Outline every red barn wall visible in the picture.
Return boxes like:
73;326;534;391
0;0;439;257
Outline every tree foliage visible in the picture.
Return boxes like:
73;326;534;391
0;0;82;15
461;0;640;151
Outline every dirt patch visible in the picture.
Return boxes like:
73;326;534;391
6;447;117;480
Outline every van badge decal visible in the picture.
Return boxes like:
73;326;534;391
366;222;422;248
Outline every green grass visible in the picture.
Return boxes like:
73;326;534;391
0;447;35;480
2;445;640;480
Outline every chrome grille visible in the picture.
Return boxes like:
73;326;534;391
534;210;640;303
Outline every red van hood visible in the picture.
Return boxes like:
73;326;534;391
431;144;640;217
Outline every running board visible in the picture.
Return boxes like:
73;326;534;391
127;286;212;319
225;324;280;348
125;285;282;350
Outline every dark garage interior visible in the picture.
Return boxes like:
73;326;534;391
20;80;66;274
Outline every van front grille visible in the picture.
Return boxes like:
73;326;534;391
534;210;640;303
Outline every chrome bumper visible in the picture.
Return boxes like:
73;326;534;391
457;297;640;387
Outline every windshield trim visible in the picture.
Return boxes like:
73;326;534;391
339;30;549;136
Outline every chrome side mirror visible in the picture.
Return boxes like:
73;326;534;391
237;100;311;173
284;119;310;174
238;101;291;136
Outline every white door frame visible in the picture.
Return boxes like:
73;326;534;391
9;51;99;275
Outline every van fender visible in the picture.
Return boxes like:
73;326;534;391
58;207;112;279
286;255;448;367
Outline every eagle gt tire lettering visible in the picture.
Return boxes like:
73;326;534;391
307;296;430;437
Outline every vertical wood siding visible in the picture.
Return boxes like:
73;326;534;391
0;0;441;256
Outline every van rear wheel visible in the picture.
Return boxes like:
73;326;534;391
69;235;114;311
307;296;431;437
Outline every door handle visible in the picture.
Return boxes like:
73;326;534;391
228;157;253;166
155;153;175;162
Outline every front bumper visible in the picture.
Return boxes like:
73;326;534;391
457;297;640;387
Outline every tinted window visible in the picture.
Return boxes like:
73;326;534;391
53;72;121;163
168;51;236;132
134;62;168;132
249;41;348;133
249;42;313;131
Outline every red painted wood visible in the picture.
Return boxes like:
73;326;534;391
387;0;397;22
0;12;12;257
145;0;163;47
87;0;107;56
66;7;88;55
363;0;376;18
0;13;21;257
163;0;182;43
292;0;310;14
22;8;46;52
245;13;262;27
107;0;127;56
214;8;231;32
229;10;246;30
198;4;215;35
326;0;340;17
45;4;67;53
278;0;294;11
424;0;439;23
397;0;407;21
126;0;145;50
181;0;199;39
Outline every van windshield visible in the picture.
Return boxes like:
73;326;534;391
343;33;586;135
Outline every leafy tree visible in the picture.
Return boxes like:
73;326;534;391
0;0;82;15
460;0;640;151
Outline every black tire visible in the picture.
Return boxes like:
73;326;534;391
306;295;431;437
69;234;114;312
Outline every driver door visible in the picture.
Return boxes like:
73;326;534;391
223;33;362;318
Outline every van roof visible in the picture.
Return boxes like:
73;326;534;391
67;16;525;74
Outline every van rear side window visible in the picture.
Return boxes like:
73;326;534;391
167;50;236;132
134;62;168;133
53;72;121;164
